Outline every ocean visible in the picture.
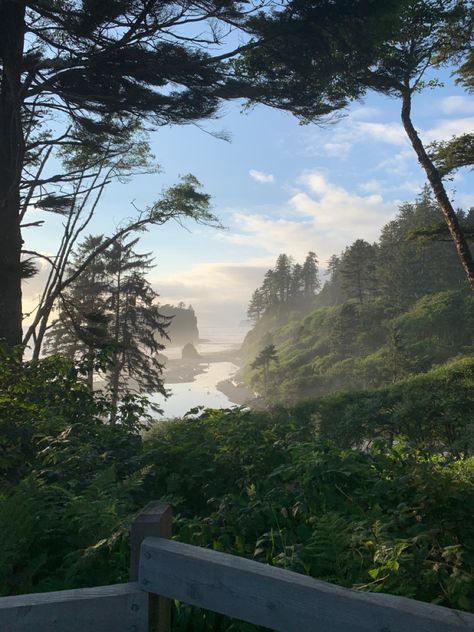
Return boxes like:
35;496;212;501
150;324;251;419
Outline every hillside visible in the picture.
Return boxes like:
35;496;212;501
241;190;474;403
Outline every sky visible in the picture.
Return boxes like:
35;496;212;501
23;70;474;329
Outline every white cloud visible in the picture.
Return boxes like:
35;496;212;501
439;96;474;115
359;179;383;194
375;149;415;176
423;116;474;143
249;169;275;184
151;262;269;326
322;141;353;159
221;171;398;264
304;112;408;160
356;121;407;146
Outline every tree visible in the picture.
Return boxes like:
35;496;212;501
0;0;253;346
289;263;304;298
251;343;279;393
24;173;217;359
274;253;293;302
377;188;469;309
46;235;170;421
261;269;279;309
302;251;321;296
340;240;378;305
247;288;266;322
237;0;474;290
44;235;109;389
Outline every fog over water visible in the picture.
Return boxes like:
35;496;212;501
151;324;251;419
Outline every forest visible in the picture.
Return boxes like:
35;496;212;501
0;1;473;631
242;188;473;402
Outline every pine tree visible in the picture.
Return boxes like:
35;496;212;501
302;251;321;296
274;254;293;302
340;240;378;305
46;235;170;419
247;289;266;322
251;344;279;393
261;269;279;309
289;263;304;298
45;235;109;389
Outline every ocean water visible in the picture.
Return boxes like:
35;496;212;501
151;361;239;419
150;324;250;419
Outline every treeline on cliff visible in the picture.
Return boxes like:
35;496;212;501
242;188;474;402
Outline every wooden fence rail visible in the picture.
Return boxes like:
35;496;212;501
1;500;474;631
139;536;474;632
0;583;147;632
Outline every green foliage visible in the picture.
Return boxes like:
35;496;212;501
141;403;474;629
241;190;473;401
246;251;322;323
1;347;474;630
0;347;147;594
46;235;171;413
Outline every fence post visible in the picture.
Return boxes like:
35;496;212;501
130;501;172;632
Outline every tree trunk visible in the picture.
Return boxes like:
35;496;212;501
401;89;474;292
0;1;26;346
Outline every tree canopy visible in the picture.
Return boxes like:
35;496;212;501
0;0;254;346
236;0;474;290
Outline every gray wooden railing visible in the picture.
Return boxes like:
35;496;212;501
1;500;474;632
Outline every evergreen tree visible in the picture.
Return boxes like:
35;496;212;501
45;236;109;389
289;263;304;298
302;251;321;296
0;0;250;346
274;254;293;302
261;269;279;309
46;235;170;419
247;289;266;323
340;240;378;305
251;344;279;393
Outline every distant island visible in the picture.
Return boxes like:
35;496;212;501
158;303;199;347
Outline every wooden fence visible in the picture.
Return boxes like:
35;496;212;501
1;500;474;632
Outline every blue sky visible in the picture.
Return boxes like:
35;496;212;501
23;71;474;328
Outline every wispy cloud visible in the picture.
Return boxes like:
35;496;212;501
249;169;275;184
423;117;474;143
221;171;398;263
439;96;474;115
356;121;407;146
151;262;269;325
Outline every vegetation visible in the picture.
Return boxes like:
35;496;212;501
242;190;473;401
0;347;473;630
0;2;473;630
239;0;474;288
46;235;170;415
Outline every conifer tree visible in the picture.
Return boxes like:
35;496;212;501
302;251;321;296
290;263;304;298
0;0;250;346
340;240;378;305
274;254;293;302
46;235;169;418
247;289;266;322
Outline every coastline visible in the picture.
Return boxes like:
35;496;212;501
163;345;242;384
162;344;259;408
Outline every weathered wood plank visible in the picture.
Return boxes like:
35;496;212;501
139;538;474;632
130;500;172;632
0;582;148;632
